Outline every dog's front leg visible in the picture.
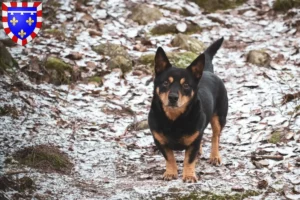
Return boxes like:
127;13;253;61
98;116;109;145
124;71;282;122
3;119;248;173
183;142;199;183
155;141;178;180
153;132;178;180
162;147;178;180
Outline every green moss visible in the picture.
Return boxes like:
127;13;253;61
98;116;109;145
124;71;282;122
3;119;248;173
13;145;73;174
0;42;19;74
269;131;282;144
295;104;300;112
190;0;247;12
88;76;102;83
273;0;300;11
151;23;201;35
139;51;198;69
45;57;71;70
156;190;260;200
45;57;73;84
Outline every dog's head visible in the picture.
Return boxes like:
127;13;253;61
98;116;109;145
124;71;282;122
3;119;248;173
153;47;205;120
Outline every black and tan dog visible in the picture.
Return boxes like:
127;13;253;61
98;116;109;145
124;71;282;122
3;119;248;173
148;37;228;183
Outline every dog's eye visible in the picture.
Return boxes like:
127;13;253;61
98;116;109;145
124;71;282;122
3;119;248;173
183;83;190;89
163;81;169;87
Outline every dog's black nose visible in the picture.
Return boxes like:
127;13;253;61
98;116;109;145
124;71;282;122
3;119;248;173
168;93;179;103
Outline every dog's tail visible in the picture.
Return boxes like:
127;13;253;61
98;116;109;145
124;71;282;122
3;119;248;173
203;37;224;73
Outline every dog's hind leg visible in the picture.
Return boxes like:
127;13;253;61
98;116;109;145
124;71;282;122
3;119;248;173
199;141;203;155
209;114;222;165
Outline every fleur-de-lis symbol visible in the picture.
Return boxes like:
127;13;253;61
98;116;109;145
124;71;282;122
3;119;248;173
18;29;26;38
26;17;34;26
10;17;18;26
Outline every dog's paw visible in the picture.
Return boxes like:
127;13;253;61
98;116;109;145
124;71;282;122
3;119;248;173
209;155;221;166
182;174;198;183
163;172;178;181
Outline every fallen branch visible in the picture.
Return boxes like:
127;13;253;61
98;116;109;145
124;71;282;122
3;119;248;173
282;91;300;105
5;170;29;175
247;155;284;161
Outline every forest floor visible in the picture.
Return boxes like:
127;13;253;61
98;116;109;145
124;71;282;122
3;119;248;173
1;0;300;199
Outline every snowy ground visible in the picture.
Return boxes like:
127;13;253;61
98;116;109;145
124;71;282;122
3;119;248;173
1;0;300;199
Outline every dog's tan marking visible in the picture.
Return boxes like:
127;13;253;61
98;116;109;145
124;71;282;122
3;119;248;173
199;141;203;155
153;131;168;145
178;91;194;107
209;114;222;165
181;131;199;146
163;148;178;181
169;77;174;83
162;105;187;121
157;87;169;107
183;147;198;183
180;78;185;85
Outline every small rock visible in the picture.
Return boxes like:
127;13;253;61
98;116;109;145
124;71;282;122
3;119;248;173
136;132;145;138
176;22;187;32
108;56;132;74
189;0;247;12
133;44;147;52
257;180;268;189
135;120;149;131
171;33;206;53
151;22;201;35
130;4;163;25
139;174;152;180
258;159;269;166
231;186;245;192
285;132;295;140
246;50;271;67
92;43;129;57
66;52;83;60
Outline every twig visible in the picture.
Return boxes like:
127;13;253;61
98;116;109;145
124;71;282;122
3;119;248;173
5;170;29;175
247;155;284;161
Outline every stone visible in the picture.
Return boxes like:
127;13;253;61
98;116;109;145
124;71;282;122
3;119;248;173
0;42;19;74
130;4;163;25
108;56;132;74
171;33;206;53
247;50;271;67
189;0;247;12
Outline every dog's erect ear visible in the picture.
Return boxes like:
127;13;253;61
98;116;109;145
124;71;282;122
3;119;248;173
155;47;171;75
187;53;205;81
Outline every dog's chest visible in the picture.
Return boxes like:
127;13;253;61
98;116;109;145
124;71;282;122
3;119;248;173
156;127;200;150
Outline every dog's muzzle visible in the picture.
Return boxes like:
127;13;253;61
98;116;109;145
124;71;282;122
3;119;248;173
168;93;179;106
